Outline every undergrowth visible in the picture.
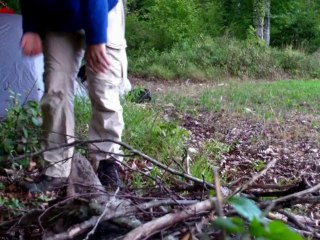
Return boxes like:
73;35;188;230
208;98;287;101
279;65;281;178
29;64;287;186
0;98;41;168
129;36;320;81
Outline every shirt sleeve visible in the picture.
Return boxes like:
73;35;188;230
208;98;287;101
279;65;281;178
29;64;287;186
20;0;40;33
81;0;108;45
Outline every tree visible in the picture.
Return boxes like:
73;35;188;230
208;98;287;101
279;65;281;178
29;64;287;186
253;0;271;45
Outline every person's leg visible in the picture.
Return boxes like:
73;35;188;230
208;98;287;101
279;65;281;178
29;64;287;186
41;32;84;179
86;47;125;187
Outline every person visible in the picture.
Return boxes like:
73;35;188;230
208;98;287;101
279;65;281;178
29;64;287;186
19;0;129;192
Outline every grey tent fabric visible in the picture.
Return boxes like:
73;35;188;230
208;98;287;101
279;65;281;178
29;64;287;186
0;14;44;119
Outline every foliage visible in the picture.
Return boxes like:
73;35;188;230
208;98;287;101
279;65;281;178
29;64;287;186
123;102;189;163
126;0;202;51
213;196;303;239
191;140;230;182
129;36;320;80
74;96;189;164
0;98;41;168
271;0;320;52
0;195;26;217
2;0;20;12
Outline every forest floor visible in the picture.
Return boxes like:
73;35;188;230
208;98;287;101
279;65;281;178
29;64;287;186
132;77;320;216
1;78;320;239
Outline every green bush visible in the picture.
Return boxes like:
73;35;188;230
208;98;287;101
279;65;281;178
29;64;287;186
129;36;320;80
0;99;41;168
126;0;202;51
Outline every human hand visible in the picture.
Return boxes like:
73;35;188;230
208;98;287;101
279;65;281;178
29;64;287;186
21;32;43;56
85;44;109;73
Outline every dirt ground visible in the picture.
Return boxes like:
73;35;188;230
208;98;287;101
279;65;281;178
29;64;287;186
133;78;320;218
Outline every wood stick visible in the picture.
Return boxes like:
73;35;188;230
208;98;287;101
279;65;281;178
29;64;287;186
46;199;200;240
11;139;228;192
122;197;216;240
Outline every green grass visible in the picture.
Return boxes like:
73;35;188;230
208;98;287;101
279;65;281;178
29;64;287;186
72;79;320;187
74;97;188;165
159;80;320;119
191;139;230;182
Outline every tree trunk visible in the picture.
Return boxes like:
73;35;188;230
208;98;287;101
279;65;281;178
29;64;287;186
263;0;270;45
254;0;265;40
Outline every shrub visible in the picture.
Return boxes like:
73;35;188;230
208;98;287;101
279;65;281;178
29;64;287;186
129;36;320;80
126;0;202;51
0;99;41;168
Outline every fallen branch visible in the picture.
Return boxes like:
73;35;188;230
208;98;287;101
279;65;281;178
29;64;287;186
46;199;200;240
122;197;216;240
270;182;320;207
276;210;313;232
11;139;229;193
230;158;278;197
84;188;120;240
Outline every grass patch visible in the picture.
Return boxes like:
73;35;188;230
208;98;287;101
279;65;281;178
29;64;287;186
158;80;320;119
191;140;230;182
123;102;188;163
129;36;320;81
74;97;189;164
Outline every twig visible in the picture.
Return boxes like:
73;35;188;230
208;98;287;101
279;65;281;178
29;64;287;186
11;139;221;191
288;196;320;206
271;182;320;205
84;188;120;240
46;199;199;240
276;210;310;232
214;167;224;217
229;158;278;197
122;197;216;240
247;180;309;198
214;167;225;240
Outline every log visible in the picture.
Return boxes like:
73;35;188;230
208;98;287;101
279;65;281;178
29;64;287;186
67;153;109;204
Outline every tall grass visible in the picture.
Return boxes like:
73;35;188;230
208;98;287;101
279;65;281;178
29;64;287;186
128;36;320;81
74;97;188;163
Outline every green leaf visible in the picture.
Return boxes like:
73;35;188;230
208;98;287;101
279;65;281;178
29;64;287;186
266;221;303;240
229;197;263;221
249;218;268;237
31;117;40;127
3;138;14;153
213;217;244;234
22;127;29;138
18;158;29;169
0;182;5;190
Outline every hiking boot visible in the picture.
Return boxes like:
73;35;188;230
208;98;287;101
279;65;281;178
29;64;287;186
21;175;68;193
97;161;124;189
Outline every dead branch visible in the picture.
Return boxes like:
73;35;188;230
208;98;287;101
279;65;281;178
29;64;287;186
84;188;120;240
122;197;216;240
45;199;199;240
276;210;312;232
11;139;229;193
246;180;310;198
289;196;320;206
214;167;223;217
230;158;278;197
270;182;320;206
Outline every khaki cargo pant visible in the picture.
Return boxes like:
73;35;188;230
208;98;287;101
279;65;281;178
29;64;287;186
41;31;125;178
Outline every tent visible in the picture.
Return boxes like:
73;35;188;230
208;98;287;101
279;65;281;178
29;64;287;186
0;14;44;119
0;13;91;120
